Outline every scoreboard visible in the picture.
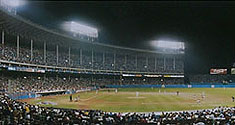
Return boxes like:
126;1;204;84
210;69;227;74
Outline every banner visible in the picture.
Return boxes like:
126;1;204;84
210;69;227;74
8;67;16;71
163;75;184;78
135;74;142;77
122;74;136;77
144;75;162;77
163;75;171;77
169;75;184;78
36;69;46;73
7;66;45;73
232;68;235;74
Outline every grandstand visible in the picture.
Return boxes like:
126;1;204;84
0;6;184;94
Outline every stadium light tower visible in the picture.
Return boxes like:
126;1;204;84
0;0;26;15
62;21;98;40
151;40;185;53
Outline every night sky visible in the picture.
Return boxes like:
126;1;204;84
17;1;235;74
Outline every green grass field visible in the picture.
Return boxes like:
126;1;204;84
20;88;235;112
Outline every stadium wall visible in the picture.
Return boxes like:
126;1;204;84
9;88;97;100
106;84;235;88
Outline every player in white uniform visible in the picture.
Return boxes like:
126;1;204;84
136;92;139;97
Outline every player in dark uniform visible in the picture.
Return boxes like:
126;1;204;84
70;94;73;102
232;96;234;102
177;91;179;96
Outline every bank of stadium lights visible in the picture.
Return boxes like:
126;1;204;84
151;40;185;50
151;40;185;52
0;0;26;7
0;0;26;15
63;21;98;38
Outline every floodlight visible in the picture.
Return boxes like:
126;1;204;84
63;21;98;38
151;40;185;50
0;0;26;7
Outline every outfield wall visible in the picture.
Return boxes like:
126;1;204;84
106;84;235;88
8;84;235;100
9;88;97;100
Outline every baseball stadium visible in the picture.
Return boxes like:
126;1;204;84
0;1;235;124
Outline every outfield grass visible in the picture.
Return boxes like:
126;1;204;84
20;88;235;112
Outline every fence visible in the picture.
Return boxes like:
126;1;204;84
106;83;235;88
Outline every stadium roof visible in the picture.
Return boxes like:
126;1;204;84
0;8;183;55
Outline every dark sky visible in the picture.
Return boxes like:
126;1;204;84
17;1;235;74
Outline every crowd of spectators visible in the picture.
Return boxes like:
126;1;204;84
0;75;96;94
0;95;235;124
0;74;184;94
0;44;184;73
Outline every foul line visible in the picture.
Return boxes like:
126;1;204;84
79;95;97;102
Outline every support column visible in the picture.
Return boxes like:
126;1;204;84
68;47;71;65
43;74;46;83
44;42;46;63
135;55;138;69
155;56;157;71
80;49;82;65
1;30;4;56
125;55;127;65
69;75;71;81
102;52;105;67
120;75;123;85
146;56;148;67
113;52;116;69
173;57;176;70
16;35;20;59
30;40;33;61
91;75;94;85
163;57;166;71
14;9;17;15
91;49;94;68
56;45;59;65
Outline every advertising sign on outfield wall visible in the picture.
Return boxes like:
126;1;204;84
211;85;215;88
210;69;227;74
